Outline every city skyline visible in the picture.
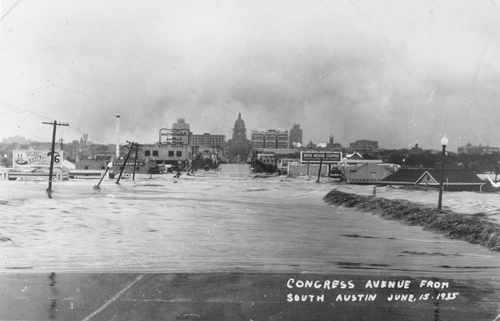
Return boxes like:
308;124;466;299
1;1;499;150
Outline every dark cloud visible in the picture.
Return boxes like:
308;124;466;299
1;0;499;150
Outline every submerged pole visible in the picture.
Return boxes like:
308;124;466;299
47;121;57;192
188;153;200;175
116;144;133;184
94;167;110;190
132;143;139;180
174;161;189;178
42;120;69;193
316;157;323;183
438;142;447;210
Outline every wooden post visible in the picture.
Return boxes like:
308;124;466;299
174;161;189;178
94;167;110;190
132;142;139;180
316;157;323;183
47;121;57;192
42;120;69;193
438;145;446;210
116;144;133;184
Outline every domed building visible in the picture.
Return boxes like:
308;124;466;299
226;113;252;163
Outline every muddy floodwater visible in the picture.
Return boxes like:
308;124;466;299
1;164;500;320
0;164;498;278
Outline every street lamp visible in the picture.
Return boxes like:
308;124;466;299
437;135;448;210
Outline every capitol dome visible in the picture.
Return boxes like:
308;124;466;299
234;113;245;130
233;113;247;139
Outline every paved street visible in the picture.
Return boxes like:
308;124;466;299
1;272;498;321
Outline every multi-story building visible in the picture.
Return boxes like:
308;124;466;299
458;143;499;155
172;118;190;131
277;131;289;149
251;129;289;149
289;124;303;148
264;131;277;149
250;131;265;149
191;133;225;149
349;139;379;153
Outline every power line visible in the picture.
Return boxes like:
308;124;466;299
1;0;21;22
0;100;115;145
0;100;53;122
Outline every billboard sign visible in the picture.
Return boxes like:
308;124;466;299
13;150;63;167
159;128;189;145
300;151;342;163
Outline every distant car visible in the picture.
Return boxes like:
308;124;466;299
329;168;343;179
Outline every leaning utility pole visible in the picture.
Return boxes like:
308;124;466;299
42;120;69;193
127;141;140;181
116;141;137;184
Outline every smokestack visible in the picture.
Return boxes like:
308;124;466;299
116;114;120;158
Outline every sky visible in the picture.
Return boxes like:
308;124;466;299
1;0;499;151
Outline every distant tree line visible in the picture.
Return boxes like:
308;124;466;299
376;150;500;174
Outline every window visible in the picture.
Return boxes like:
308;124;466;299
176;151;182;157
101;166;105;170
145;150;151;156
168;151;174;157
136;167;140;170
153;150;159;157
85;166;88;170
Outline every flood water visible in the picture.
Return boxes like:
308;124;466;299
0;164;498;280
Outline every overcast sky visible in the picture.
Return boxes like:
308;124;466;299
1;0;499;150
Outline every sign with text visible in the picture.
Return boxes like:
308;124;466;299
13;149;63;167
300;151;342;163
113;161;145;166
3;273;489;320
159;128;190;145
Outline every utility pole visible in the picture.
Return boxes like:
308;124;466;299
116;141;137;184
42;120;69;193
316;157;323;183
128;141;140;181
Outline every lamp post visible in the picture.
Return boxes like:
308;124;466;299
437;135;448;210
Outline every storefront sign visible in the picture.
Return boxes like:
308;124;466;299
113;161;145;166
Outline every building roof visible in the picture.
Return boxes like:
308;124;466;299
424;169;484;184
346;151;364;159
381;169;484;185
380;169;426;184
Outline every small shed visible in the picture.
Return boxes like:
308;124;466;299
379;169;486;191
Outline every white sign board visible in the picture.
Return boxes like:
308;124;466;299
300;151;342;163
13;150;63;167
159;129;189;145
